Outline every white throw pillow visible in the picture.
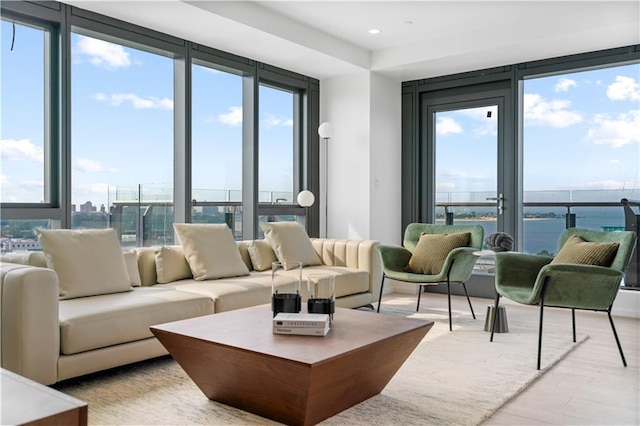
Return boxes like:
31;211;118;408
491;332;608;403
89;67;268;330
123;250;142;287
35;228;132;300
173;223;250;280
155;246;192;283
260;222;321;267
248;240;278;271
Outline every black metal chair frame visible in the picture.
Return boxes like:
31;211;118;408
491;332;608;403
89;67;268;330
377;259;476;331
489;278;627;370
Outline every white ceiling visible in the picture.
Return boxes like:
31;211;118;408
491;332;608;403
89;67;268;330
62;1;640;81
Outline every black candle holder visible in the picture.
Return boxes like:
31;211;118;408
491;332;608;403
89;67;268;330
272;292;302;317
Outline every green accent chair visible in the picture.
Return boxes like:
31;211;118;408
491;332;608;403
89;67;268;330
490;227;637;369
376;223;484;331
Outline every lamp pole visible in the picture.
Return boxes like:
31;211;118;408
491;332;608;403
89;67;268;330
318;122;333;238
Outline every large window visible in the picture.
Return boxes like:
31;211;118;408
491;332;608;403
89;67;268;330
191;62;243;237
0;2;318;252
403;47;639;285
71;32;174;246
1;19;49;204
523;64;640;255
259;84;296;204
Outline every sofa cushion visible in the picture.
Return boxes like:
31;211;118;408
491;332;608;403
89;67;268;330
551;234;619;266
174;223;250;280
261;222;321;267
35;228;132;299
248;240;278;271
58;287;214;355
407;232;470;275
155;246;192;283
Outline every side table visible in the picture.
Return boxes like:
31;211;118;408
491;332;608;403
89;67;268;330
1;368;88;426
473;250;509;333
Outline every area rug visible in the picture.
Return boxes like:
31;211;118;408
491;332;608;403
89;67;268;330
53;305;587;425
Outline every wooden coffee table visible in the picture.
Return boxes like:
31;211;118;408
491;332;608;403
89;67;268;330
151;304;433;426
1;368;88;426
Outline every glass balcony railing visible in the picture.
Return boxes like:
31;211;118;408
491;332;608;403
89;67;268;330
2;188;637;289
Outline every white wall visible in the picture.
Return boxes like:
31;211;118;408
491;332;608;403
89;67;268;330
320;71;401;244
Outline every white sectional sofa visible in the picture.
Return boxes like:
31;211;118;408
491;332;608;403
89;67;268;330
0;228;380;386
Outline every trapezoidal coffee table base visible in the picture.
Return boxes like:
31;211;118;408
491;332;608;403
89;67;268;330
151;304;432;426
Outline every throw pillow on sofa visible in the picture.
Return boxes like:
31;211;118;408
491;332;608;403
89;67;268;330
123;250;142;287
248;239;278;271
35;228;133;299
174;223;250;280
261;222;321;267
155;246;192;283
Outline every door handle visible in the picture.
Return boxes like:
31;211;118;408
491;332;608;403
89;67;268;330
486;193;504;215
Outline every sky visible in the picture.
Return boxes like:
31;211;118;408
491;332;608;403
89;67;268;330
2;20;639;210
435;64;640;202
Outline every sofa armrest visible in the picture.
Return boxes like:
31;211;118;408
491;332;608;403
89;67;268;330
311;239;382;297
0;262;60;385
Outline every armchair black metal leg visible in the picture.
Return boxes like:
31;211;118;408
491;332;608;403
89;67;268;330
461;282;476;319
490;292;501;342
607;309;627;367
537;292;545;370
447;279;452;331
376;274;386;313
572;308;576;343
416;285;423;312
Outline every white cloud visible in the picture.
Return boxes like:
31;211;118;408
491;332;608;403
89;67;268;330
555;78;577;92
607;76;640;101
94;92;173;110
76;36;131;69
74;157;118;173
263;113;293;128
523;93;583;128
585;110;640;148
436;182;456;191
436;116;463;135
0;139;44;163
19;180;44;188
218;106;243;126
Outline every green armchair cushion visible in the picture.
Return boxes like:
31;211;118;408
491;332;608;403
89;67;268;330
551;234;619;267
406;232;470;274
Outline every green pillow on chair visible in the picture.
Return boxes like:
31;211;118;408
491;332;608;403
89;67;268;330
406;232;470;275
551;234;619;266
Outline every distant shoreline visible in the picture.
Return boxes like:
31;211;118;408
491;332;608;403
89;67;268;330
440;217;561;222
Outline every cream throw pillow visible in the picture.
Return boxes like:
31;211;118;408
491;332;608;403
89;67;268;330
123;250;142;287
261;222;321;267
155;246;192;283
248;240;278;271
407;232;471;275
173;223;250;280
35;228;132;299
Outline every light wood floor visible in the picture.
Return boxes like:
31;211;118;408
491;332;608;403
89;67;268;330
380;292;640;426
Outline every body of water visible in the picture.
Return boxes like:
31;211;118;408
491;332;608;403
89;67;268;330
444;208;628;255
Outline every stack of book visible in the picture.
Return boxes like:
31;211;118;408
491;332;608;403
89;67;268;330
272;313;330;336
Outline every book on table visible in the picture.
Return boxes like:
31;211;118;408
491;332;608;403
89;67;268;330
272;313;330;336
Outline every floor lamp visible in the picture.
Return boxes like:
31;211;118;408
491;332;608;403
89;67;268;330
318;122;333;238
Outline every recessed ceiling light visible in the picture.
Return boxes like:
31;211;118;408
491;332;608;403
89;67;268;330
368;29;381;35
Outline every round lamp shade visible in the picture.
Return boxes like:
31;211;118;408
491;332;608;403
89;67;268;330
297;190;315;207
318;122;334;139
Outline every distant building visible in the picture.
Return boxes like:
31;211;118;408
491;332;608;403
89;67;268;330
1;238;40;253
80;201;97;213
